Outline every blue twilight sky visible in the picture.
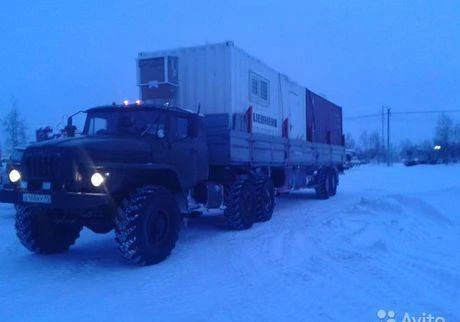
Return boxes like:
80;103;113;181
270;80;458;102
0;0;459;144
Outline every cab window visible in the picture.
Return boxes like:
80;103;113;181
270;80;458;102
88;117;108;135
136;114;167;138
176;117;189;139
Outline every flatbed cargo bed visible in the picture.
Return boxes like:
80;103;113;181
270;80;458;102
207;129;344;166
206;114;344;167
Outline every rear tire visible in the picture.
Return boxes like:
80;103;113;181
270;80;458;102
15;206;82;254
315;169;330;200
115;185;181;265
253;174;276;222
224;176;255;230
329;171;338;196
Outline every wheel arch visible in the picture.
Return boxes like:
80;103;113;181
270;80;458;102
115;166;184;195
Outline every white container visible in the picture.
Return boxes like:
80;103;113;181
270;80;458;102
138;41;306;139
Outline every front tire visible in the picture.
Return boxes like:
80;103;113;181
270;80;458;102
15;206;82;254
115;185;181;265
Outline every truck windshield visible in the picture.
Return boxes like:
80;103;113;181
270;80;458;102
83;111;166;138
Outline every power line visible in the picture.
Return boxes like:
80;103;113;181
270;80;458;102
345;108;460;120
392;109;460;115
344;113;380;120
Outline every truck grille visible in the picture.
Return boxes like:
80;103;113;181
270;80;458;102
24;154;62;179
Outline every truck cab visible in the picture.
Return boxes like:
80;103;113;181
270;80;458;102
79;104;209;192
0;103;210;265
16;104;208;201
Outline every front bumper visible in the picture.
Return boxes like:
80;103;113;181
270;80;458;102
0;186;112;209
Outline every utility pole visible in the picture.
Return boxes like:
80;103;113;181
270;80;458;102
387;107;391;166
381;106;385;163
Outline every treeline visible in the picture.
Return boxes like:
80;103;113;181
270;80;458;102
0;101;28;158
346;114;460;163
345;131;386;162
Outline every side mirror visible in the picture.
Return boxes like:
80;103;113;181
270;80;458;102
65;117;76;137
64;110;84;137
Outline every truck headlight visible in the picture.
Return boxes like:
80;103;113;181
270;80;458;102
9;169;21;183
90;172;105;187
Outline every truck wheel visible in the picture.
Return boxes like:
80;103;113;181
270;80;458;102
253;174;276;222
115;185;181;265
329;171;338;196
15;206;82;254
315;170;330;200
224;176;255;230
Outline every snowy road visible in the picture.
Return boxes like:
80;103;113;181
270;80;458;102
0;165;459;321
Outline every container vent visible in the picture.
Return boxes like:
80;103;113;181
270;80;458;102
138;56;179;104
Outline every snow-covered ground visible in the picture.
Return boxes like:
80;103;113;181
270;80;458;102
0;165;459;321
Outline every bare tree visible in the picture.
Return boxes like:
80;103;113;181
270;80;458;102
434;114;453;146
368;131;383;161
359;131;369;151
421;140;433;151
356;130;383;162
399;139;415;160
434;114;454;162
1;101;27;155
454;123;460;141
345;132;356;149
454;123;460;159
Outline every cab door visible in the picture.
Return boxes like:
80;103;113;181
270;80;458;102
169;115;199;189
140;112;171;165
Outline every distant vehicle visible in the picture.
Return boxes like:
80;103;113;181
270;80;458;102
350;156;361;167
404;147;440;166
0;42;345;265
1;147;25;188
344;149;361;169
404;158;419;167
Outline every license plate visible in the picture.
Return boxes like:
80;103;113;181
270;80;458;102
23;193;51;204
